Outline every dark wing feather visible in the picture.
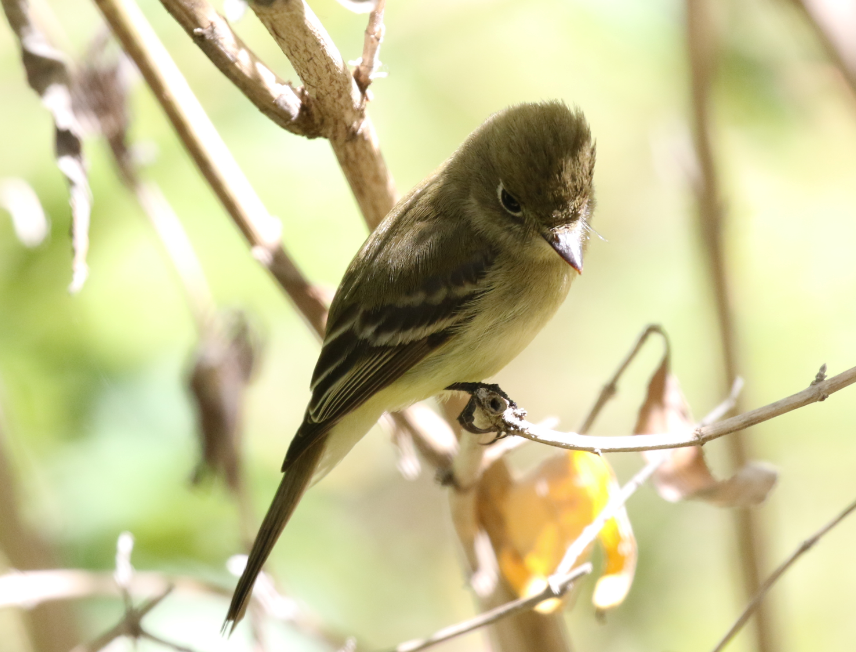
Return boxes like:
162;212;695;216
282;247;495;472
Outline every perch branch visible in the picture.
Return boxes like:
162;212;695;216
389;564;592;652
711;495;856;652
92;0;329;336
158;0;320;136
454;363;856;453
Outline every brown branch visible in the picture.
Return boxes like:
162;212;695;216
389;564;592;652
250;0;397;228
685;3;774;647
0;569;226;608
92;0;329;337
353;0;386;96
711;495;856;652
577;324;668;434
0;414;79;652
454;363;856;453
158;0;321;137
70;587;178;652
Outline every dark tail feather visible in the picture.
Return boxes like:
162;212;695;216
222;436;326;634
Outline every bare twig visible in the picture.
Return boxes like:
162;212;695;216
0;568;228;608
390;564;592;652
158;0;320;136
699;377;744;427
455;363;856;453
92;0;329;336
578;324;668;434
133;181;217;331
68;533;195;652
250;0;397;228
69;587;178;652
353;0;386;96
685;3;773;647
711;496;856;652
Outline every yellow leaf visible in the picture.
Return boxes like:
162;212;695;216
478;450;637;614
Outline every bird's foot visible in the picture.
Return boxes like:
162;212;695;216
445;382;524;441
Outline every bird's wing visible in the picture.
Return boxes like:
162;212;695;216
282;211;495;472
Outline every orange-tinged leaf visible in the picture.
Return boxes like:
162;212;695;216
593;504;635;612
477;450;637;614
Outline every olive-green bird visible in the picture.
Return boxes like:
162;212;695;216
225;101;596;630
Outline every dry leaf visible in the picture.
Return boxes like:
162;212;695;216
635;355;777;506
2;0;92;292
477;450;637;614
189;311;257;491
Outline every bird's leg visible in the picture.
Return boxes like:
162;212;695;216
445;382;524;442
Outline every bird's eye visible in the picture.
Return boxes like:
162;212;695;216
497;183;523;217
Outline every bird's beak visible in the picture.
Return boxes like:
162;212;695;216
544;223;584;274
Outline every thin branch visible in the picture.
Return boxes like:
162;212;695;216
158;0;320;136
390;564;592;652
92;0;329;337
250;0;397;228
699;377;744;427
69;587;176;652
127;179;217;332
577;324;668;434
353;0;386;96
455;363;856;453
711;495;856;652
0;568;229;608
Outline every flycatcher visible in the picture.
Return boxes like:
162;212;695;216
225;101;596;629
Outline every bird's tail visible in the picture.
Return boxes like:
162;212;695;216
222;436;326;633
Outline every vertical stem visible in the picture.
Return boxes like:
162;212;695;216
440;397;571;652
0;414;80;651
685;2;777;651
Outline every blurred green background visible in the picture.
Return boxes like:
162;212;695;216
1;0;855;650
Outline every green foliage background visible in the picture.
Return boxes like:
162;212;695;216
1;0;855;650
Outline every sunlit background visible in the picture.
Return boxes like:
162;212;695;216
1;0;855;650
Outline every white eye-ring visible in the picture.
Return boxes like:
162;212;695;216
497;181;523;217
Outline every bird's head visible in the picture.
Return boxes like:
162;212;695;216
448;101;596;273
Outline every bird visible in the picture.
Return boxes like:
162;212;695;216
224;100;596;630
